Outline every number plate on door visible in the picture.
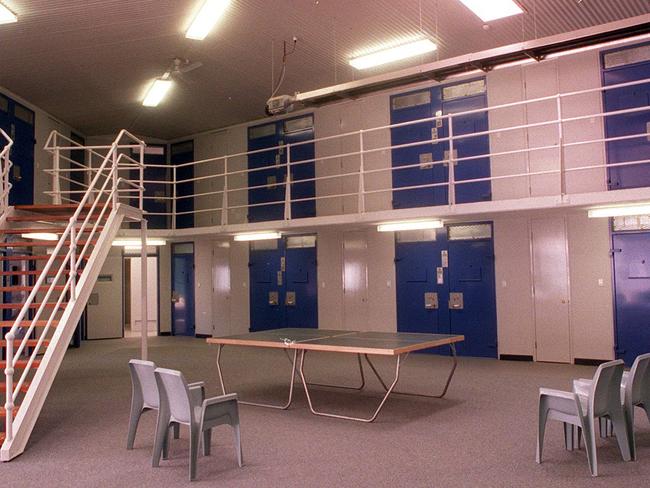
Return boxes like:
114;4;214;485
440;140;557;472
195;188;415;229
268;291;279;306
449;292;464;309
424;292;438;309
285;291;296;306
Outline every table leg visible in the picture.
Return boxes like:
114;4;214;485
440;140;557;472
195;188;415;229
364;343;458;399
217;344;298;410
298;349;402;423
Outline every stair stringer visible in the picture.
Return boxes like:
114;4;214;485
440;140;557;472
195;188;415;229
1;205;127;461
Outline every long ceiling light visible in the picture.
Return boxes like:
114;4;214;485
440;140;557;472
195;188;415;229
349;38;437;70
112;238;167;247
377;220;443;232
142;78;173;107
233;232;282;242
186;0;230;40
0;3;17;24
21;232;58;241
458;0;523;22
588;203;650;218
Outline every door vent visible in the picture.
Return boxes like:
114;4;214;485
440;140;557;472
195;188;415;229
448;223;492;240
612;216;650;232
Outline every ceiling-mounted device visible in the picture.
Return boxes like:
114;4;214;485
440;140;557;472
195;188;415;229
166;57;203;82
265;94;297;116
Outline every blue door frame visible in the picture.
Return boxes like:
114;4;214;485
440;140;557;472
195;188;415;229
601;42;650;190
395;223;497;358
0;92;35;206
390;78;491;209
612;231;650;366
247;115;315;222
171;243;195;336
248;236;318;332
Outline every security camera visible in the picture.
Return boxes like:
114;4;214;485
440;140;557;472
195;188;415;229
265;94;297;116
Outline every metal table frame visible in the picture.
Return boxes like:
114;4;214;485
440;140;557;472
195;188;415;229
213;332;460;422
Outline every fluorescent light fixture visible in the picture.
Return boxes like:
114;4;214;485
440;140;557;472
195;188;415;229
0;3;17;24
377;220;444;232
349;38;437;70
186;0;230;40
588;203;650;219
21;232;58;241
142;79;173;107
233;232;281;242
459;0;523;22
112;238;167;247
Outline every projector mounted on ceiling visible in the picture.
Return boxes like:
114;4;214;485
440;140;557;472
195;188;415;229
265;94;297;116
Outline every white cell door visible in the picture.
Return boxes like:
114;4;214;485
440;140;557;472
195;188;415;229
130;257;158;334
343;231;369;331
86;253;123;339
212;243;232;335
531;217;571;363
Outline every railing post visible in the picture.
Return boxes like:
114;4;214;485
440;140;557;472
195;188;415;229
221;157;229;226
556;94;566;197
139;144;145;211
112;148;119;208
53;146;61;205
4;332;14;442
171;165;177;230
358;130;366;213
69;217;77;301
140;219;148;361
87;148;94;204
447;114;456;206
284;144;292;220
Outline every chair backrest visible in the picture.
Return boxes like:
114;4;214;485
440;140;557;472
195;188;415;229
590;359;624;417
627;353;650;406
154;367;193;425
129;359;159;409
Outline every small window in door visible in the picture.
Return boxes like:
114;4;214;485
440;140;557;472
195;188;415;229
603;44;650;69
13;103;35;125
0;95;8;113
448;223;492;240
250;239;279;251
392;90;431;110
283;116;313;134
286;235;316;248
613;215;650;231
396;229;437;243
249;123;276;139
442;79;486;100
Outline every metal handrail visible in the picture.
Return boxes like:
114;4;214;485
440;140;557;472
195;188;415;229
0;129;13;213
3;130;145;444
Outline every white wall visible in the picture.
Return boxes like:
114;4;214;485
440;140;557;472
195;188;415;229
194;239;213;335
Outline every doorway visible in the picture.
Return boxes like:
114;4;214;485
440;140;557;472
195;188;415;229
123;255;159;338
171;243;196;336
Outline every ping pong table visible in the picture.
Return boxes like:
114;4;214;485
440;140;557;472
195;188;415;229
206;328;464;422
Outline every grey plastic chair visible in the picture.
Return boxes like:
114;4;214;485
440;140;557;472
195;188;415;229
537;359;631;476
127;359;179;449
152;367;242;481
573;353;650;460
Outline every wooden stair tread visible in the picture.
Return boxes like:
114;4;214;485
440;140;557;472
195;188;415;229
0;339;50;348
0;285;66;292
7;214;103;222
0;383;30;393
0;255;89;262
0;227;104;234
0;359;41;368
0;302;68;310
0;320;58;327
0;269;82;276
0;240;96;248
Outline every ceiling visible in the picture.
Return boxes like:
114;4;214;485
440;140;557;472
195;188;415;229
0;0;648;140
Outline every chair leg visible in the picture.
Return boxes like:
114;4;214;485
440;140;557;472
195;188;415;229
599;417;611;438
625;404;636;461
583;417;598;477
564;423;579;451
126;407;143;450
233;423;243;467
203;428;212;456
152;412;170;467
189;425;200;481
610;410;632;462
173;422;180;440
536;400;549;464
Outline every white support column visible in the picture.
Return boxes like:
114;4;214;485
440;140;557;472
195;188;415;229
69;217;77;302
112;148;119;208
221;157;229;226
447;114;456;206
140;219;148;361
4;333;14;442
172;166;177;230
53;146;61;205
358;130;366;213
284;144;292;221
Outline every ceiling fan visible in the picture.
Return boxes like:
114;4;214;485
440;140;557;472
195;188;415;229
162;57;203;83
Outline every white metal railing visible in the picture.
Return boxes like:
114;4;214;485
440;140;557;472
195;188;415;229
0;129;13;215
3;130;145;444
47;76;650;229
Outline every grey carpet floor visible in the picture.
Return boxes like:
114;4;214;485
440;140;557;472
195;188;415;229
2;336;650;487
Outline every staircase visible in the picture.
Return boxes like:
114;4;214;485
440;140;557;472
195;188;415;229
0;130;146;460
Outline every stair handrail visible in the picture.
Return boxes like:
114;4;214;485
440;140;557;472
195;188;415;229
0;129;13;214
3;130;145;444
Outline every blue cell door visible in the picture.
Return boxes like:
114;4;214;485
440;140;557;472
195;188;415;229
171;141;194;229
249;236;318;332
171;243;195;336
601;43;650;190
248;115;315;222
1;96;35;206
395;223;497;358
390;78;490;209
612;232;650;366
